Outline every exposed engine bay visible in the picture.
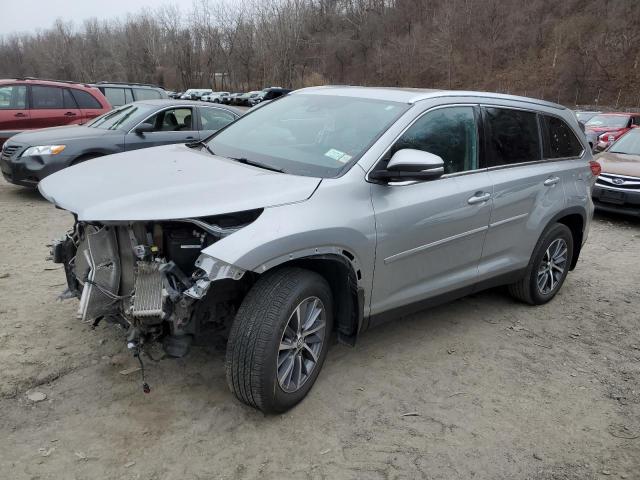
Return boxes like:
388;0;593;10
50;210;261;389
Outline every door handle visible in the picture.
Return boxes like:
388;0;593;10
64;111;77;116
467;192;491;205
544;176;560;186
185;136;195;140
14;112;26;118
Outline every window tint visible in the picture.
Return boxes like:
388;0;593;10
103;87;126;107
125;89;134;104
63;89;77;109
31;86;65;109
200;107;236;131
484;107;541;166
70;89;102;109
134;88;162;101
541;115;583;159
142;107;193;132
386;106;478;174
0;85;27;109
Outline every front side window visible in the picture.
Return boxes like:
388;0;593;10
541;115;583;159
143;108;193;131
207;94;409;177
384;106;478;174
484;107;541;166
0;85;27;109
200;108;236;131
31;86;65;109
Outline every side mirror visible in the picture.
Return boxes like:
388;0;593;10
369;149;445;183
135;123;154;135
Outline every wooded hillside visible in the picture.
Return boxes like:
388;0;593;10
1;0;639;107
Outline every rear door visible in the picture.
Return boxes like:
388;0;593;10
124;106;198;150
0;84;30;134
479;106;567;281
198;106;238;138
29;85;82;129
69;88;106;123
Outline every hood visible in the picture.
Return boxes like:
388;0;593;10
9;125;116;145
595;151;640;177
38;144;321;221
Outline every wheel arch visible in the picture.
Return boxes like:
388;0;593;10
258;250;364;346
547;207;587;270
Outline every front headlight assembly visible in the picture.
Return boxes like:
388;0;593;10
22;145;66;157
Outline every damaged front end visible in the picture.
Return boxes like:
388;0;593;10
50;210;260;363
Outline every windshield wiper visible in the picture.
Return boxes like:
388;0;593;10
186;140;215;156
228;156;284;173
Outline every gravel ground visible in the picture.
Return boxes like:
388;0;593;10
0;180;638;480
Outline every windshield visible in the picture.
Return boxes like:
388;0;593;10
207;94;409;177
609;129;640;156
586;114;630;128
85;104;155;130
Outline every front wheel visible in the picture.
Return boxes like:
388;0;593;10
508;223;574;305
225;267;333;413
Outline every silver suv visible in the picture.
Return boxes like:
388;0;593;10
40;87;597;413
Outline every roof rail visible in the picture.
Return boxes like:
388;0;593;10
14;77;93;87
93;81;164;89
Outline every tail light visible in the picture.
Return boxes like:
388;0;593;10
589;160;601;177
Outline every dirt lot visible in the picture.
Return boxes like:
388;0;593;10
0;180;639;480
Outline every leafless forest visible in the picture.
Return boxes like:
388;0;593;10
1;0;639;107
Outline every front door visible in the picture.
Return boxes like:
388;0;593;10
369;106;492;316
124;107;199;150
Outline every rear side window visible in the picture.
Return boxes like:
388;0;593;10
70;89;102;109
31;86;65;109
541;115;584;159
103;87;126;107
0;85;27;109
484;107;541;166
134;88;162;101
386;106;478;174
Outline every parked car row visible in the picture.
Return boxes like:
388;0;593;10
169;87;291;106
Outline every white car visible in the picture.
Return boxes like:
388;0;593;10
202;92;230;103
180;89;213;100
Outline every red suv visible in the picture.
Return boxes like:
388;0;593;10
0;78;111;147
585;112;640;150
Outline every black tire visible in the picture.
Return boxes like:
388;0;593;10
508;223;574;305
225;267;333;413
213;99;220;103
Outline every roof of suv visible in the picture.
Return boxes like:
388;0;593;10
294;85;567;110
92;81;165;90
0;78;96;89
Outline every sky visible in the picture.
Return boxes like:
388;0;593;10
0;0;187;36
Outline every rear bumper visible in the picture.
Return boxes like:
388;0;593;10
592;185;640;217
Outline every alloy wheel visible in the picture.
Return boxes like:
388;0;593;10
537;238;568;295
277;296;326;393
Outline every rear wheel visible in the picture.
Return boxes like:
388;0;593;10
508;223;573;305
225;267;333;413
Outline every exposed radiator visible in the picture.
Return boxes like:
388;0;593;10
132;262;165;318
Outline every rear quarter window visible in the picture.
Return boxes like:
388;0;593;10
70;89;103;109
541;115;584;159
484;107;541;166
133;88;162;101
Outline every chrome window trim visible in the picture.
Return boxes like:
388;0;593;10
594;183;640;193
365;103;485;184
